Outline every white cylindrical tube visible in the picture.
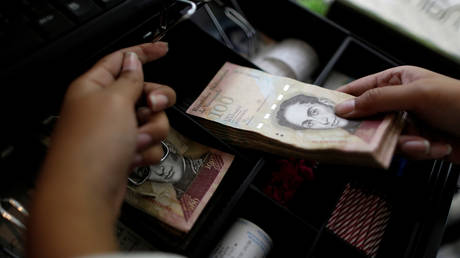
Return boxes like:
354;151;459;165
209;218;272;258
252;38;319;82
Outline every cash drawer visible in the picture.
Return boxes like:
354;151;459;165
115;1;459;256
0;1;458;258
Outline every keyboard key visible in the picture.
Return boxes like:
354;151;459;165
34;10;75;39
0;13;8;40
94;0;124;9
0;11;44;69
53;0;103;23
20;0;75;39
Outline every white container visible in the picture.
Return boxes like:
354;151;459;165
209;218;273;258
251;38;319;82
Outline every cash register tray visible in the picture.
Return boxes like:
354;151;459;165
118;2;459;256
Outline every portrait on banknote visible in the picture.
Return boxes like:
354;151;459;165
275;93;361;133
125;128;234;232
131;140;210;198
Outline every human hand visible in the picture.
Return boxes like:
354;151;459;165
28;41;176;258
50;41;176;210
334;65;460;163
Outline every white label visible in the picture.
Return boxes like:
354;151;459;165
209;218;272;258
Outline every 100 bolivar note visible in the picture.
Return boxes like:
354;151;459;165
186;62;405;169
125;128;234;233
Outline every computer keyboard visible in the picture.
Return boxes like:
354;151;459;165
15;0;210;71
0;0;126;68
0;0;188;148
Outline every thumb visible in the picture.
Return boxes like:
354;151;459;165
110;52;144;102
334;85;417;118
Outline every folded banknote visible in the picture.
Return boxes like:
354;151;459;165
125;128;234;232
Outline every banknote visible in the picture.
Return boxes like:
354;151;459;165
125;128;235;233
186;62;405;169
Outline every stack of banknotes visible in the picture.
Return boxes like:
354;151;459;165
187;62;405;169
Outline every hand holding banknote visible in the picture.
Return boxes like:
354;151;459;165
335;65;460;163
187;62;405;169
27;42;177;258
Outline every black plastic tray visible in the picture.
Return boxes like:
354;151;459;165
326;0;460;79
114;2;459;255
0;1;458;258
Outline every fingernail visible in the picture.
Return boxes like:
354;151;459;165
149;94;169;111
401;140;430;155
335;99;355;116
431;144;453;158
153;41;169;52
446;144;453;155
122;52;139;72
136;133;152;149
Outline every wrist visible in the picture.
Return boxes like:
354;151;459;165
27;149;123;257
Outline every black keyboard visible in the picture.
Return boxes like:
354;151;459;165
0;0;126;70
0;0;184;148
